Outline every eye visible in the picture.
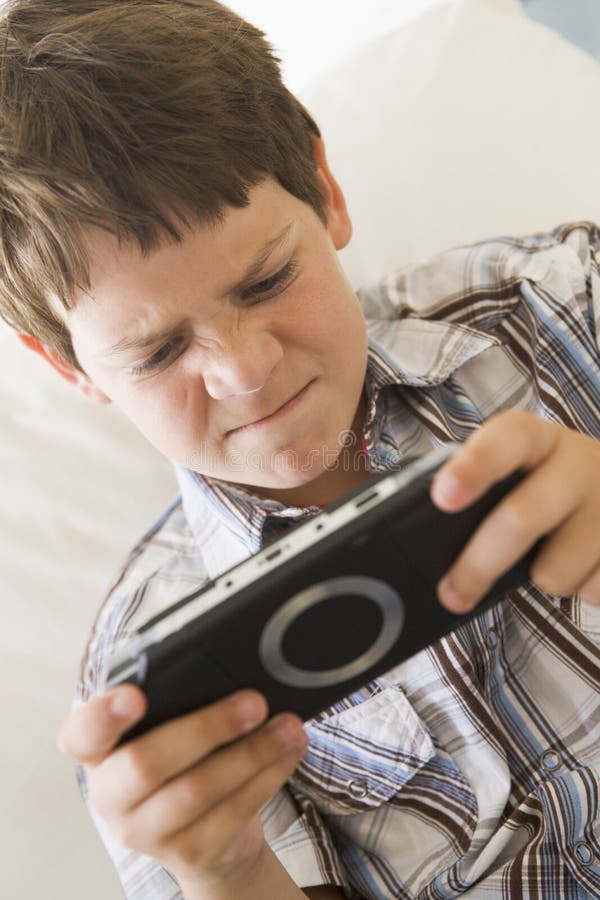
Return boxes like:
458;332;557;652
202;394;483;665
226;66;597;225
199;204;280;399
242;259;298;301
129;336;185;377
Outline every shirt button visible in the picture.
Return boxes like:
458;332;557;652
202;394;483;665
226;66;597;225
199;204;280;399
540;750;563;771
348;778;368;799
485;628;499;649
574;842;595;866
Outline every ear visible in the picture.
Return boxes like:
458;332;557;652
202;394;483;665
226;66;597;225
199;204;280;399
311;136;353;251
18;334;112;404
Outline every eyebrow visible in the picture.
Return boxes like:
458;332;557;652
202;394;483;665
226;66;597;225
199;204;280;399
103;221;295;358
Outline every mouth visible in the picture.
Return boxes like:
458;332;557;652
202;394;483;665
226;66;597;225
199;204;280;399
227;380;314;435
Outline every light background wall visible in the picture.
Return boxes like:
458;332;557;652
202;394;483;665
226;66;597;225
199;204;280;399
226;0;443;93
226;0;600;94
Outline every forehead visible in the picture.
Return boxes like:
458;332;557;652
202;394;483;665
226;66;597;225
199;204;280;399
64;177;306;330
87;178;294;283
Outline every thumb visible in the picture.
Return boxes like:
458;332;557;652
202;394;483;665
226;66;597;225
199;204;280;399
57;684;147;767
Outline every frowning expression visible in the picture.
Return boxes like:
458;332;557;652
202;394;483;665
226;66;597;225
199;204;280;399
62;168;368;505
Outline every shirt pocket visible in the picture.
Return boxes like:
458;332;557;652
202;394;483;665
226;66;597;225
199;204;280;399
289;684;435;816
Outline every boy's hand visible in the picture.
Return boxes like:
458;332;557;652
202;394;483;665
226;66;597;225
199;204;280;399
57;685;307;893
431;410;600;611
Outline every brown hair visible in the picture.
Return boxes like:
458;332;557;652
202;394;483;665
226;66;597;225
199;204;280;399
0;0;325;367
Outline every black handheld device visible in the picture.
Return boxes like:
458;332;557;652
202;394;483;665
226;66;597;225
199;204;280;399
104;443;536;743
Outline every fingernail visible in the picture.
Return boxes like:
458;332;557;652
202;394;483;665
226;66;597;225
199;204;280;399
437;577;464;611
270;715;307;749
110;690;143;722
234;693;267;730
431;470;462;508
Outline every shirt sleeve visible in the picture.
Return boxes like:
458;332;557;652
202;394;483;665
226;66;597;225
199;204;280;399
71;502;217;900
360;219;600;354
75;762;184;900
555;221;600;354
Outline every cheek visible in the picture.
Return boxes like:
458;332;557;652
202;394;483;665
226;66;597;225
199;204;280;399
283;269;357;348
141;375;205;430
305;283;365;359
109;371;209;446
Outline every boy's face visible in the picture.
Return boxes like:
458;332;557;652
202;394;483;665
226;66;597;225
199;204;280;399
49;154;369;506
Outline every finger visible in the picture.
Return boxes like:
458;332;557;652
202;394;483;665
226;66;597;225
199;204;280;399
436;452;578;611
159;742;307;868
530;504;600;598
92;690;268;813
119;713;307;847
56;685;147;766
431;410;559;512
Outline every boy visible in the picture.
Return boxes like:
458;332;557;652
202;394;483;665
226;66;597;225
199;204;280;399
2;0;599;897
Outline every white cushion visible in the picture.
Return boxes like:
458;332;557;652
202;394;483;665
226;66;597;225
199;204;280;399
0;321;175;897
4;1;600;896
301;0;600;287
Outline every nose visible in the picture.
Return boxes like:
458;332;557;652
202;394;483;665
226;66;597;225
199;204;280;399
201;330;283;400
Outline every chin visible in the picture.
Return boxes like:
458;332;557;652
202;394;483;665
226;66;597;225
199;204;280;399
240;450;332;490
269;447;347;489
259;462;322;489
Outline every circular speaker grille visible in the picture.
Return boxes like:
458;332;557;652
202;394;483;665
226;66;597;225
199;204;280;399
259;575;404;687
282;592;383;670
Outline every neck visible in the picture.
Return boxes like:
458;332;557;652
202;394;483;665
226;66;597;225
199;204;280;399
237;391;373;508
248;433;373;509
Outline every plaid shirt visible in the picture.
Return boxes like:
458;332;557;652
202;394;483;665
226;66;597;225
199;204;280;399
75;222;600;899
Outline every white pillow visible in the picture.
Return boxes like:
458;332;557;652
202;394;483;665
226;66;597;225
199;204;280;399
0;322;176;897
301;0;600;288
4;1;599;897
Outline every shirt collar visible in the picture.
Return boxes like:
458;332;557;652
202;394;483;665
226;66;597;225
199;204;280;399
361;315;499;455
